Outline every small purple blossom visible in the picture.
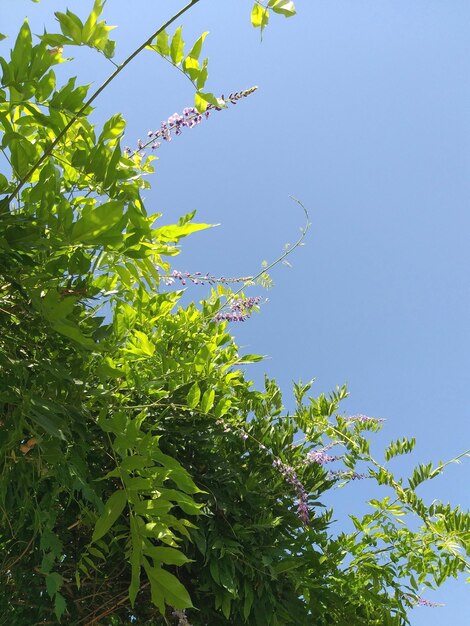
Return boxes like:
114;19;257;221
416;598;444;607
404;594;445;608
327;470;369;481
161;270;253;287
272;458;310;525
127;87;257;157
345;414;385;424
213;296;261;323
305;449;341;465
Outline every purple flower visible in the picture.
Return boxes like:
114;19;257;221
272;458;310;525
127;87;257;156
345;414;384;424
327;470;369;481
416;598;444;607
212;296;261;323
161;270;253;287
305;449;340;465
404;594;444;608
212;310;249;322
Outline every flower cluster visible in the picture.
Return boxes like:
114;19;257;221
415;597;444;607
305;448;341;465
213;296;262;322
272;458;310;525
345;414;385;424
172;609;192;625
162;270;253;287
124;87;258;156
327;470;369;481
403;594;444;608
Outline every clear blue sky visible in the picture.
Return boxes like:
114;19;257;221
2;1;469;623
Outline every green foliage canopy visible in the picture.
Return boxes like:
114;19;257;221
0;1;468;624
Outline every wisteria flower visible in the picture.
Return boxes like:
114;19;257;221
213;296;262;322
272;458;310;525
305;449;341;465
127;87;258;156
344;414;385;424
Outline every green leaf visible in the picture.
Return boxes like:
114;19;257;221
155;30;170;56
268;0;297;17
188;31;209;60
92;490;127;542
46;572;64;598
145;562;193;610
36;69;56;101
11;20;33;82
214;397;231;419
154;221;214;242
238;353;264;363
384;437;416;461
251;4;270;29
52;319;96;349
243;581;254;620
200;388;215;414
133;330;155;356
273;558;303;574
170;26;184;65
129;516;142;607
133;499;174;516
55;10;84;43
54;593;67;621
146;546;191;566
0;33;6;42
70;200;125;244
0;173;10;192
186;383;201;409
183;55;200;82
99;113;126;142
195;91;222;113
4;132;37;179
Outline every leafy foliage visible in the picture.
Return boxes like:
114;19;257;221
0;1;468;624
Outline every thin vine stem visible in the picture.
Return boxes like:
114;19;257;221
201;196;311;325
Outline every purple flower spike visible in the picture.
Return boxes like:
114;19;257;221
345;414;385;424
272;458;310;525
305;449;340;465
213;296;262;323
327;470;369;481
404;594;445;608
127;87;257;157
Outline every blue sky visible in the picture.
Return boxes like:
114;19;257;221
2;1;469;623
